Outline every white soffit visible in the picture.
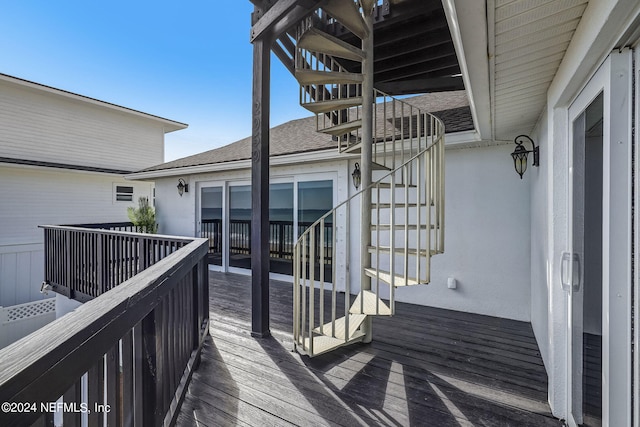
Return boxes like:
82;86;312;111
491;0;588;140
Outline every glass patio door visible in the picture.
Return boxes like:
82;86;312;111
568;91;603;427
199;185;223;267
566;50;633;427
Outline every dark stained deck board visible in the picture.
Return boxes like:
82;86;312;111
177;272;561;427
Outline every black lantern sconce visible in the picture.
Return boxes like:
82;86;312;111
177;178;189;196
352;163;361;189
511;135;539;179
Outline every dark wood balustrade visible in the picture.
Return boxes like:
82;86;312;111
201;218;333;264
42;225;192;302
66;221;146;233
0;227;209;427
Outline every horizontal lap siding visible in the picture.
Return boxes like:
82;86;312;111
0;80;164;171
0;167;152;306
0;166;153;244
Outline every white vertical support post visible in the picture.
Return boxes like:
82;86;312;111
360;11;375;343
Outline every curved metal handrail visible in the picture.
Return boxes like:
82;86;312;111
293;93;445;356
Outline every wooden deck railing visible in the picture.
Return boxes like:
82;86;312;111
201;218;333;263
0;227;209;427
42;225;192;302
66;221;147;233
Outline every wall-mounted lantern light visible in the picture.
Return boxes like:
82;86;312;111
352;163;361;189
511;135;539;179
177;178;189;196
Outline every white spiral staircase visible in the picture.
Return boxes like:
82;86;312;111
292;0;445;357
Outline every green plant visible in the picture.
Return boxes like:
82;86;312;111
127;197;158;233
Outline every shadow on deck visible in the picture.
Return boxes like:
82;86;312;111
177;271;561;427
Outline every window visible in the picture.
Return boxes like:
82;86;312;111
115;185;134;202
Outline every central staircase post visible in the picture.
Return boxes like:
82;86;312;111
360;10;375;343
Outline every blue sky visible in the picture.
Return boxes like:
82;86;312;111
0;1;309;161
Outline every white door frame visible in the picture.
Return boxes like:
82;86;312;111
566;49;633;427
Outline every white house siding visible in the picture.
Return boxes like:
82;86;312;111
0;164;153;306
0;78;165;172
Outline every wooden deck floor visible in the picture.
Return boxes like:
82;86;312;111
176;272;561;427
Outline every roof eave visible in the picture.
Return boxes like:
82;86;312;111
125;149;357;180
442;0;492;141
0;73;188;133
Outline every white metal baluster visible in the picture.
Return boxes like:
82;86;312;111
389;170;396;314
301;233;307;352
375;184;380;315
416;114;422;283
331;213;337;338
439;132;445;252
293;244;298;346
392;96;397;171
309;227;315;355
401;103;405;183
403;165;409;288
319;220;325;335
345;202;350;342
425;148;432;283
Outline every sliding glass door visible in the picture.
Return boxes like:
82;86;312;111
198;177;335;278
229;185;252;269
298;180;334;281
269;182;294;275
199;185;223;266
566;50;632;427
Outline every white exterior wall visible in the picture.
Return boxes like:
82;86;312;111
0;78;165;171
153;144;530;321
0;164;153;306
393;144;531;321
529;118;550;369
154;159;351;237
153;158;352;290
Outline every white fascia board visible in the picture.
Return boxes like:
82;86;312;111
442;0;493;141
125;149;359;180
444;130;480;146
444;130;510;150
0;73;188;133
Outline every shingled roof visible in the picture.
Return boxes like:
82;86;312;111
139;91;473;173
